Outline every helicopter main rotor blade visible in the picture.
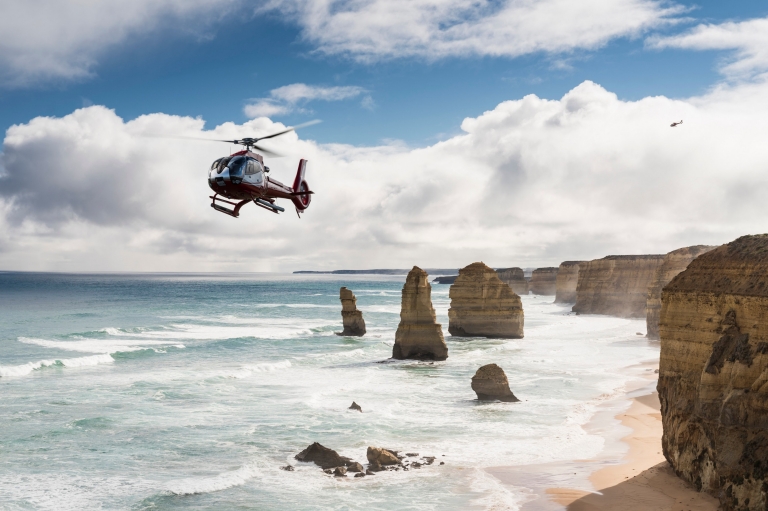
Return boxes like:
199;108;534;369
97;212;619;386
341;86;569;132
252;144;284;157
254;119;322;142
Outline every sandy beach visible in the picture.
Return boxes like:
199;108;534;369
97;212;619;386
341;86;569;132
489;363;720;511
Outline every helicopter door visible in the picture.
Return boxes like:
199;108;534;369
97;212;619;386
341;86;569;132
245;159;265;189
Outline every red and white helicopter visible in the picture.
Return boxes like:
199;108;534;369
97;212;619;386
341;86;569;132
205;120;318;218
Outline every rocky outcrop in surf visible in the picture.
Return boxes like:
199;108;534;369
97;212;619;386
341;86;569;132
572;254;665;318
336;287;366;336
471;364;519;402
295;442;354;470
448;262;524;338
657;235;768;510
497;267;528;295
554;261;584;304
392;266;448;361
645;245;716;340
530;267;558;295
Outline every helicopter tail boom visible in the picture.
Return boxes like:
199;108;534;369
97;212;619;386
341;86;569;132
291;159;312;211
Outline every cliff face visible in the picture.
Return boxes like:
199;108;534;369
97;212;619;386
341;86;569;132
554;261;584;304
448;262;524;338
572;255;664;318
645;246;716;340
496;267;528;295
658;235;768;510
530;267;558;295
393;266;448;361
337;287;366;336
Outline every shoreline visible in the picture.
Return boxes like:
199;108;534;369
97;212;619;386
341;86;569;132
488;359;719;510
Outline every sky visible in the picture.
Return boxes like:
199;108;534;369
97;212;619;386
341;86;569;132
1;0;768;272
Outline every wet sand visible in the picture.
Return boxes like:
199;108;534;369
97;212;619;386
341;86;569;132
488;364;719;510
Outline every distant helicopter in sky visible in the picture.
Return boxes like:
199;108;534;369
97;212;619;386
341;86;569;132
199;120;319;218
670;120;683;127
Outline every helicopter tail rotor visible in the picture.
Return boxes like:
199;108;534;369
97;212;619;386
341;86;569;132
290;159;313;212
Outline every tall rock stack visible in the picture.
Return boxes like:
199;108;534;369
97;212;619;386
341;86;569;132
529;267;558;295
448;262;524;338
645;245;716;340
496;267;529;295
657;235;768;511
336;287;366;336
554;261;584;304
572;255;665;318
392;266;448;361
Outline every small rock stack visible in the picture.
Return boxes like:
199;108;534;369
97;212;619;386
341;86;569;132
496;267;529;296
471;364;519;402
336;287;366;336
530;267;558;295
392;266;448;361
448;262;524;338
554;261;584;304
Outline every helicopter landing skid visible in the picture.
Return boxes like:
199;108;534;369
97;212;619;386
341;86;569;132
210;195;249;218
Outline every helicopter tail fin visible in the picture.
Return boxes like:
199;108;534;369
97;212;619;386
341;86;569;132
291;159;312;212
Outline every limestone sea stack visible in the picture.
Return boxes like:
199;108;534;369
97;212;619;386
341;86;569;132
657;235;768;510
392;267;448;361
336;287;366;336
645;245;716;340
554;261;585;304
572;254;664;317
529;267;558;295
471;364;519;402
448;262;524;338
496;267;529;295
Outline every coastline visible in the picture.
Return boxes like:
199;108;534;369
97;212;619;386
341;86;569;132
488;359;719;511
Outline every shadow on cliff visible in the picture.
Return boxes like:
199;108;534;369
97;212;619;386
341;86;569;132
566;462;718;511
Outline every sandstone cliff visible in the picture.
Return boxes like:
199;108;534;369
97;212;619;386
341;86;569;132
497;267;529;295
448;262;524;338
646;246;716;340
530;267;558;295
392;266;448;361
336;287;366;336
572;254;664;318
658;235;768;510
554;261;585;304
471;364;519;402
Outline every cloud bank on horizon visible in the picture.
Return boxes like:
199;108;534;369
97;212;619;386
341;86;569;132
2;78;768;271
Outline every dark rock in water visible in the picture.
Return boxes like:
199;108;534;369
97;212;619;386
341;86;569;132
333;466;347;477
439;462;445;465
411;462;422;469
336;287;366;336
354;472;365;478
368;461;383;472
367;446;400;465
280;465;294;471
432;276;457;284
406;452;419;457
365;469;375;475
295;442;352;469
323;468;333;474
423;457;435;465
347;462;364;473
471;363;520;402
348;401;362;412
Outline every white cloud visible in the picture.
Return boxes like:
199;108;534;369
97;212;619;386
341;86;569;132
0;0;240;87
260;0;684;62
244;83;365;118
3;79;768;271
648;17;768;79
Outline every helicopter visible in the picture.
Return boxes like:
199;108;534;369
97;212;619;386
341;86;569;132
204;120;319;218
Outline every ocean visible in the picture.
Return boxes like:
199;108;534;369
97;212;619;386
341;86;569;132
0;272;658;510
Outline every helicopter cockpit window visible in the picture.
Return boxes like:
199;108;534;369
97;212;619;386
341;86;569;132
245;159;262;175
228;156;246;178
217;157;230;174
211;158;222;171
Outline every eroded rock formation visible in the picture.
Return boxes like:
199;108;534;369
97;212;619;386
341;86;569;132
471;364;519;402
392;267;448;361
658;235;768;510
645;245;716;340
448;262;524;338
336;287;366;336
497;267;529;295
295;442;353;469
530;267;558;295
554;261;585;304
572;255;665;317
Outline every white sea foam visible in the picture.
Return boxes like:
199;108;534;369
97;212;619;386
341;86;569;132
18;337;184;354
166;464;260;495
0;354;114;378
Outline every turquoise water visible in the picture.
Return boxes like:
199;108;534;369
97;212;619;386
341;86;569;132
0;272;658;510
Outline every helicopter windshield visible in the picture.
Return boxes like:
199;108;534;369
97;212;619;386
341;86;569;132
228;156;246;179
